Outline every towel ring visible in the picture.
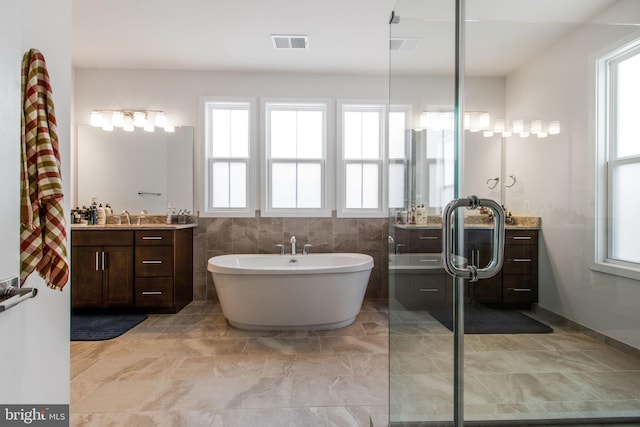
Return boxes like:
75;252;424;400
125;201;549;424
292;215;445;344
486;177;500;190
504;175;517;188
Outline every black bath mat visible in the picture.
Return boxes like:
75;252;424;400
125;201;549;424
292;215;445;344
429;304;552;334
71;314;148;341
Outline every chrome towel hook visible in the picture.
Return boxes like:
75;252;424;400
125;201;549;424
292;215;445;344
486;177;500;189
504;175;517;188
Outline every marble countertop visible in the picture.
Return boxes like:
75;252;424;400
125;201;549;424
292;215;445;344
71;223;197;230
394;215;540;230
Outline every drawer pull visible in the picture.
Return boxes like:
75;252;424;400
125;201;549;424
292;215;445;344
512;258;532;262
419;288;439;292
142;236;163;240
142;260;163;264
511;288;532;292
419;236;439;240
419;259;439;263
141;291;163;295
512;236;532;240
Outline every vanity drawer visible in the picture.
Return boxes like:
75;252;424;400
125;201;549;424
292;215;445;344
503;245;538;275
394;272;448;309
503;275;538;305
135;230;173;246
135;246;173;277
135;277;174;307
505;230;538;245
414;229;442;253
72;230;133;246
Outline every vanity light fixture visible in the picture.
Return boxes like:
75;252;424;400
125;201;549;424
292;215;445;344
89;110;176;133
420;111;560;139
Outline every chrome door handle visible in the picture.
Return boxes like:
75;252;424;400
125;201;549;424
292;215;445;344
442;196;505;282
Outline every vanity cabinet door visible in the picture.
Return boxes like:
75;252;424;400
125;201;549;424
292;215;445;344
467;242;502;305
71;245;103;308
102;245;135;307
71;243;134;308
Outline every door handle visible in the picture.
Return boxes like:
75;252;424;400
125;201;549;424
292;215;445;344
442;196;505;282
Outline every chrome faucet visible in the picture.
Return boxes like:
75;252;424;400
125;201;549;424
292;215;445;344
275;244;285;255
121;210;131;225
137;209;148;225
303;244;312;255
290;236;296;255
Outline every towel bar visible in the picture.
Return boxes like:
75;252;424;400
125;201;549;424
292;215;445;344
0;277;37;313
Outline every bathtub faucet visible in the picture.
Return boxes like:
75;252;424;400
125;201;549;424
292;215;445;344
290;236;296;255
303;244;312;255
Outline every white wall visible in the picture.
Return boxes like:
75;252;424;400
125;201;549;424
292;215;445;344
0;0;71;405
504;0;640;348
74;70;505;210
73;70;391;212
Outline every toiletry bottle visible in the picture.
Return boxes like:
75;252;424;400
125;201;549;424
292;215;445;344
97;204;106;225
166;203;173;224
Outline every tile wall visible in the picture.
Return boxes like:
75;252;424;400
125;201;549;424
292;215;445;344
193;213;389;301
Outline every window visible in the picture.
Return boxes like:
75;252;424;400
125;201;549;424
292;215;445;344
263;100;330;217
201;98;255;217
388;106;410;210
338;102;387;217
595;37;640;279
425;128;455;210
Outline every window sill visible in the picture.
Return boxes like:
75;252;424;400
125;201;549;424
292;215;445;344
591;262;640;281
200;210;256;218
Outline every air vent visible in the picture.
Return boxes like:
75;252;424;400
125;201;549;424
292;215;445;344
390;37;421;51
271;34;309;50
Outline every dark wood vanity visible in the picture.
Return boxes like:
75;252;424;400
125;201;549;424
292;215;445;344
393;222;539;310
71;225;194;313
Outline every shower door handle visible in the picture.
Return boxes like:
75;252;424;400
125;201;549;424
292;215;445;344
442;196;505;282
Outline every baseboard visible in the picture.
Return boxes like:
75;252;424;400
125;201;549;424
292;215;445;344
390;416;640;426
532;304;640;359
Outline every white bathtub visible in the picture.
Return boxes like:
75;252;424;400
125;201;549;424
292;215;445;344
207;253;374;331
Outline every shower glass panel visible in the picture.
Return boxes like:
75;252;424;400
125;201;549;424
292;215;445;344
389;0;640;424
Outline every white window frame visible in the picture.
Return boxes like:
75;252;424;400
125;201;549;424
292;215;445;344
593;34;640;280
388;104;412;211
261;98;332;218
337;100;388;218
198;97;257;218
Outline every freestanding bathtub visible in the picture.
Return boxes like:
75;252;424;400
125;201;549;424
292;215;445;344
207;253;374;331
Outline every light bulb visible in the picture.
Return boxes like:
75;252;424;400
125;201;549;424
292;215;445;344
90;111;103;127
512;119;524;134
112;111;124;127
154;112;166;128
134;111;146;127
548;120;560;135
531;120;542;134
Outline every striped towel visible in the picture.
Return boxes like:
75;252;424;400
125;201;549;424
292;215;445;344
20;48;69;290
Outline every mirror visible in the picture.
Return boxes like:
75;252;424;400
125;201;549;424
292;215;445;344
76;125;194;214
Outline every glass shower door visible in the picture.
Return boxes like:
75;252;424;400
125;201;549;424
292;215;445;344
389;0;640;425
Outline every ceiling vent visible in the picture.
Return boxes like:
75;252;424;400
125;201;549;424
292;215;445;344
390;37;422;51
271;34;309;50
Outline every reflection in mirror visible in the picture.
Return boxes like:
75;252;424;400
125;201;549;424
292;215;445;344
76;125;194;214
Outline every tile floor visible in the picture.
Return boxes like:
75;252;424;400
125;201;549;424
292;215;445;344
389;307;640;424
70;300;390;427
71;300;640;426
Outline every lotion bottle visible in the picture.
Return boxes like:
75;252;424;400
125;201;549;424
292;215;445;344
97;204;106;225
